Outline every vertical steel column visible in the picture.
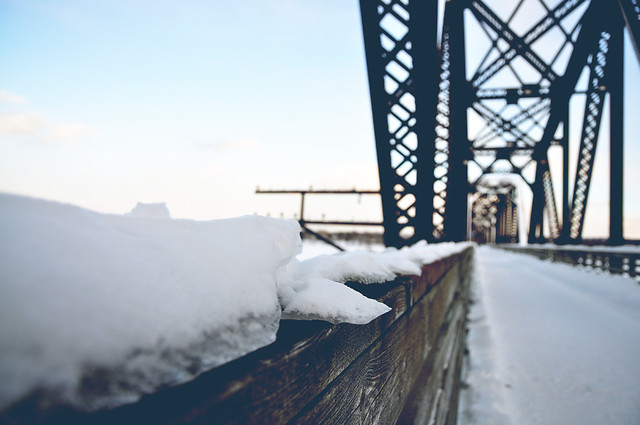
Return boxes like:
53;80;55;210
444;0;469;242
609;13;624;244
529;0;605;243
359;0;441;247
408;0;440;244
360;1;401;246
529;156;549;243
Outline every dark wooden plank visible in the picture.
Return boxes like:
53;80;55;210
397;262;468;425
287;251;472;425
2;284;412;425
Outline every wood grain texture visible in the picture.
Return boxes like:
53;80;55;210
290;255;470;425
1;247;475;425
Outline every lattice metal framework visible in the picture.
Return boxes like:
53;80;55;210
360;0;636;246
568;31;611;238
360;0;438;247
471;183;519;244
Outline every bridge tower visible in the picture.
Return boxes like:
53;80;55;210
360;0;640;247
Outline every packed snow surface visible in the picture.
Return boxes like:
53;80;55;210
0;193;470;412
459;247;640;425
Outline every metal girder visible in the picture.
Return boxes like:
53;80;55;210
472;98;551;149
529;154;557;243
432;31;453;240
464;0;595;244
469;0;586;90
472;102;541;148
360;0;440;247
469;0;561;87
528;0;609;242
359;0;631;246
471;193;499;244
470;183;519;244
523;0;585;45
441;0;469;242
475;85;550;101
543;165;561;240
567;32;612;239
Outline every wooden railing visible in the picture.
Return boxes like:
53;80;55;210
2;246;474;425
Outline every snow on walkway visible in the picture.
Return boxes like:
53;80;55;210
459;246;640;425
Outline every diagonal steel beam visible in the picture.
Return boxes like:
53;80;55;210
568;17;622;240
473;98;550;148
472;102;540;147
523;0;587;45
471;0;587;87
529;0;608;242
469;0;578;87
543;165;561;240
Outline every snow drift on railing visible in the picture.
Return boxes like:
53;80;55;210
0;193;471;412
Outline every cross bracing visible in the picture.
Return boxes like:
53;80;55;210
360;0;637;246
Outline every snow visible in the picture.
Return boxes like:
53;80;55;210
296;238;387;260
459;246;640;425
0;193;471;413
0;193;297;411
282;240;471;323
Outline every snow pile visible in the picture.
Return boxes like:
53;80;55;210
0;193;470;412
0;193;298;411
281;241;472;323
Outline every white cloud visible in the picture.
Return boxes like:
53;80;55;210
41;122;97;144
0;111;48;135
0;90;97;145
0;89;29;105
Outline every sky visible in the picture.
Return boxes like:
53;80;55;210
0;0;380;223
1;0;639;239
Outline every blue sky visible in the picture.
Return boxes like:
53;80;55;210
0;0;379;222
1;0;639;239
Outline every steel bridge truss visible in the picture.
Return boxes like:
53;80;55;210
471;183;519;244
360;0;638;246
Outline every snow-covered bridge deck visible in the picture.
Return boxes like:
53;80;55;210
459;247;640;425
